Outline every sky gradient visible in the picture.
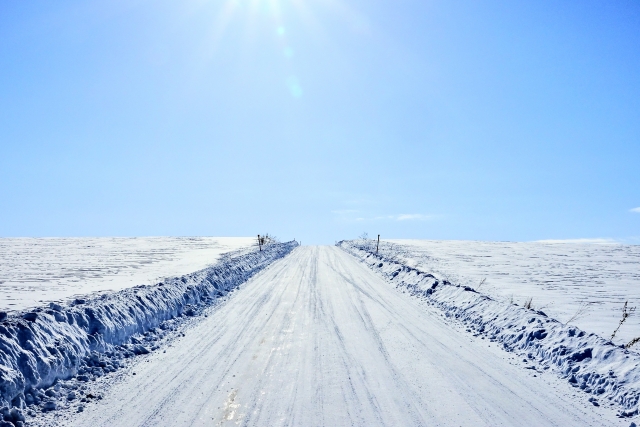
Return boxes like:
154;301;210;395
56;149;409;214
1;0;639;244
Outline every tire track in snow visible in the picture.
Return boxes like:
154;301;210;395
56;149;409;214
69;247;623;427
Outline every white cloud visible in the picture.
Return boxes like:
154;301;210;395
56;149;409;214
630;207;640;213
394;214;433;221
354;214;434;222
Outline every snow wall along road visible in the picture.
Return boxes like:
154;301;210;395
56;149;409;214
0;241;298;409
337;239;640;418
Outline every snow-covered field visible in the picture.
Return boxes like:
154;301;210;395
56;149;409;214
2;238;639;426
0;237;255;312
383;239;640;345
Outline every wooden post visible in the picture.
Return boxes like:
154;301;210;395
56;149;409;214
258;234;262;251
377;234;380;254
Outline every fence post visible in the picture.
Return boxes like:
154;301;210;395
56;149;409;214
377;234;380;254
258;234;262;251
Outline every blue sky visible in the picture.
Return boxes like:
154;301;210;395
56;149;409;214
1;0;639;244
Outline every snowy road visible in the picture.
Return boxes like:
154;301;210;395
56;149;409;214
69;246;616;426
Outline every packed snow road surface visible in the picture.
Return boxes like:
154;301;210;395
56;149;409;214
70;247;616;427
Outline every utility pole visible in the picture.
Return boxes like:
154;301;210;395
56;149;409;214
258;234;262;251
377;234;380;254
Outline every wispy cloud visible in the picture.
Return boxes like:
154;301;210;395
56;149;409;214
333;207;437;222
331;209;358;215
354;214;435;222
630;207;640;213
394;214;433;221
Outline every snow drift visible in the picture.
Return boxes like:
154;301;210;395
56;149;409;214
0;241;298;410
338;239;640;418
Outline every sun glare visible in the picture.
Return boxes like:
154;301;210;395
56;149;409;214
182;0;360;99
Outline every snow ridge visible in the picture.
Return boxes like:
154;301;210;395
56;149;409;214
338;240;640;418
0;241;298;410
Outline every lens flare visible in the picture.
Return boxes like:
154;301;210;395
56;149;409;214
287;76;303;98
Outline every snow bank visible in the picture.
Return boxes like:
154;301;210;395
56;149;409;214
338;239;640;418
0;241;297;413
382;238;640;345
